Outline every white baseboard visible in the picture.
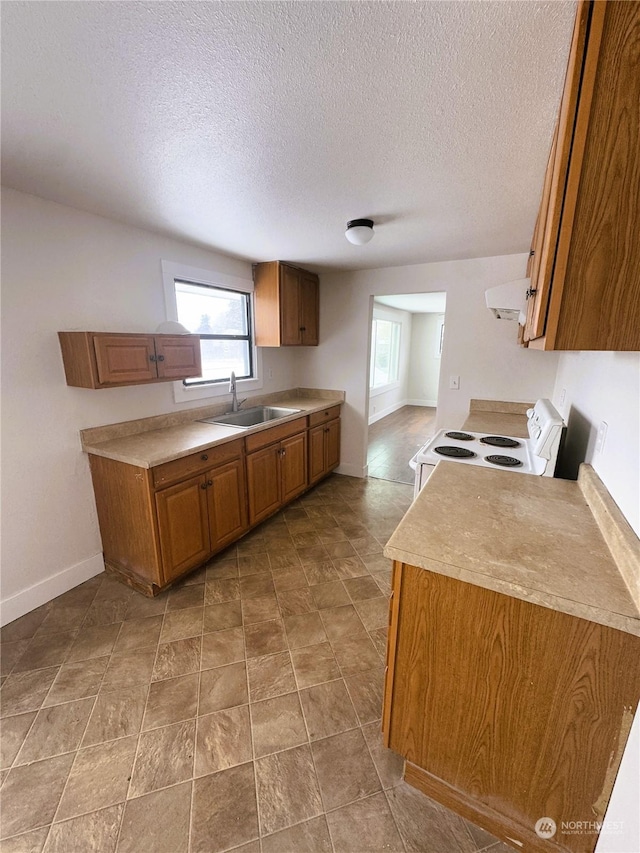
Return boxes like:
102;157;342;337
0;553;105;627
336;462;367;479
406;398;438;408
368;400;407;426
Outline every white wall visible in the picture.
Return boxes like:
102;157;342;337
552;351;640;536
1;188;297;623
368;303;412;423
407;312;444;406
297;254;560;477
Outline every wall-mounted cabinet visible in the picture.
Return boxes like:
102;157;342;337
524;0;640;350
58;331;201;388
253;261;319;347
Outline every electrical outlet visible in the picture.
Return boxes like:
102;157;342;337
449;375;460;390
559;388;566;406
596;421;608;454
267;368;273;380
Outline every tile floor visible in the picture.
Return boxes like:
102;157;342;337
367;406;436;484
0;474;513;853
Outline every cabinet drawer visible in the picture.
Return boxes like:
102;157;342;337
244;417;308;453
308;405;341;428
152;439;244;488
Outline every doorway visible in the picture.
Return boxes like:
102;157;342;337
367;292;446;484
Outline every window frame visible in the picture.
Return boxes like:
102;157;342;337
369;316;402;395
162;260;263;404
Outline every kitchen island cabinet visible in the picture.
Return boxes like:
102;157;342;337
383;462;640;853
524;0;640;351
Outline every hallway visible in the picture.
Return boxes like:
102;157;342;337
367;406;436;485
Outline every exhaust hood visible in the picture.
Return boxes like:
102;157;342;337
485;278;528;322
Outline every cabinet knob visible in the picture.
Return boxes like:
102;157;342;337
200;482;207;490
529;250;535;257
207;480;213;487
201;454;208;461
525;288;538;300
325;427;330;433
149;354;157;362
299;326;306;332
157;355;165;362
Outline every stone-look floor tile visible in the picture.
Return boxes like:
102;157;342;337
0;826;49;853
272;568;308;593
237;534;266;556
129;719;195;797
295;544;330;565
302;560;339;585
331;635;382;677
350;535;383;557
361;721;404;789
82;594;131;628
283;613;327;649
255;744;323;836
299;679;358;741
15;697;94;765
344;667;384;724
118;781;191;853
324;541;357;560
1;605;51;644
311;728;381;811
182;565;207;585
191;763;258;853
244;619;287;659
246;652;296;702
43;657;108;706
0;752;74;839
241;594;279;625
332;556;368;580
205;558;238;581
354;596;390;631
166;583;205;612
195;706;251;776
101;647;155;692
290;642;341;689
250;692;308;757
200;627;244;669
204;578;240;605
277;587;316;618
370;626;388;659
268;551;302;572
310;580;350;610
203;600;242;633
123;592;168;621
386;782;478;852
82;684;148;746
152;636;201;681
238;554;271;576
317;527;349;544
362;554;392;574
261;815;332;853
55;736;137;820
0;641;30;677
291;532;321;549
11;630;78;674
44;803;123;853
65;622;121;663
34;604;92;638
343;575;384;602
159;607;203;643
239;574;275;600
465;819;505;851
1;711;37;769
142;673;199;730
372;570;393;596
319;605;367;642
199;662;248;714
1;667;60;719
326;791;404;852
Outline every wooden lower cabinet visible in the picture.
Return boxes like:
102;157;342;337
309;414;341;484
207;459;248;550
246;429;308;525
156;474;211;584
383;562;640;853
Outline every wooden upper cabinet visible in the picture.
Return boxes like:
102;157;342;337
58;332;201;388
253;261;319;347
525;0;640;350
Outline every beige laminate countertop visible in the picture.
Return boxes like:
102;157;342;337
462;411;530;438
81;392;343;469
384;461;640;636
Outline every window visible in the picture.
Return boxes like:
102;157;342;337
370;318;401;389
174;280;253;386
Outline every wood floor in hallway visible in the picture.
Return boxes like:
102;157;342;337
367;406;437;485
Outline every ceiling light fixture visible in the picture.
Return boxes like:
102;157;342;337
345;218;374;245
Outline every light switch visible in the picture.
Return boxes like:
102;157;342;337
449;375;460;390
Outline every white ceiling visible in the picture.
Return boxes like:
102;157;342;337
1;1;577;272
375;293;446;314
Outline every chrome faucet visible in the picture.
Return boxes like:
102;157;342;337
229;371;246;412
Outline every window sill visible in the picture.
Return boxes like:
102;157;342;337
370;381;401;398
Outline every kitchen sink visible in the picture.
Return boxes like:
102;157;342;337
199;406;302;429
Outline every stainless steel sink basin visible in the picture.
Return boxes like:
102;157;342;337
199;406;302;429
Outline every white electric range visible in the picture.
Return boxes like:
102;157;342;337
410;398;565;498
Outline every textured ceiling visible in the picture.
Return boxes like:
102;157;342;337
1;1;577;272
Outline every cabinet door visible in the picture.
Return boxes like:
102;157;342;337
325;418;341;472
156;475;211;583
281;432;308;504
308;424;327;484
207;458;248;551
246;445;281;526
154;336;202;380
280;265;302;345
299;272;319;346
93;335;157;385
